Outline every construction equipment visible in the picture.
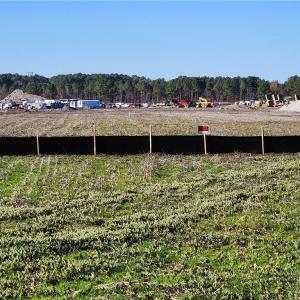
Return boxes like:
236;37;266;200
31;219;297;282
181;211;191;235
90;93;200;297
264;94;285;107
172;100;190;108
196;97;232;108
249;100;263;109
238;95;293;109
196;97;212;108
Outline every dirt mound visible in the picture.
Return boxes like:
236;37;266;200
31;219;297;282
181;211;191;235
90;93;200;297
280;101;300;112
1;89;46;103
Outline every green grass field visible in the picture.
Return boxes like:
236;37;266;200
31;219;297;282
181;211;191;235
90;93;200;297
1;154;300;299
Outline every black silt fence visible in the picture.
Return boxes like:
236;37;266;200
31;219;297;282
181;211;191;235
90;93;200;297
39;137;93;155
152;136;204;154
96;136;149;154
0;137;36;155
206;136;262;154
264;136;300;153
0;135;300;155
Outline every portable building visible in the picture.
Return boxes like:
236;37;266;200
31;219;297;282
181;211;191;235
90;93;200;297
70;100;103;109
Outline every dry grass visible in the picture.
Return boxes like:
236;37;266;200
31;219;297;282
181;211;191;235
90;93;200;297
1;107;300;136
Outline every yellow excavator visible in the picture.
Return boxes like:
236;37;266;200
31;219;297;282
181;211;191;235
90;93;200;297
196;97;212;108
196;97;232;108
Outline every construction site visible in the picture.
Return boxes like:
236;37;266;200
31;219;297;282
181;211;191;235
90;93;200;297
1;87;300;111
0;103;300;136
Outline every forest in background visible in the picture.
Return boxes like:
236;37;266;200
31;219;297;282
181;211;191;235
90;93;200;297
0;73;300;103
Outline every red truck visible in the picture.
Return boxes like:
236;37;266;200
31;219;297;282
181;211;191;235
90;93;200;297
172;100;190;108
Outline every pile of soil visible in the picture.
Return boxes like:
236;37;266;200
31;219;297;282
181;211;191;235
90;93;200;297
280;101;300;112
1;89;46;103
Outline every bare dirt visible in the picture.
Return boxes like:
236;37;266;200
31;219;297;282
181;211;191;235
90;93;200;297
1;89;46;103
280;101;300;113
0;107;299;137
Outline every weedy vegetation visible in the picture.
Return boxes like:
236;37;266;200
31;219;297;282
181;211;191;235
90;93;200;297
0;154;300;299
1;108;300;137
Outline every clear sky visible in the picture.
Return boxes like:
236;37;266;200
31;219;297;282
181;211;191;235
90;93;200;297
0;1;299;82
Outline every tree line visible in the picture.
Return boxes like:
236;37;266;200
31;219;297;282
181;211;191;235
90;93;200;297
0;73;300;103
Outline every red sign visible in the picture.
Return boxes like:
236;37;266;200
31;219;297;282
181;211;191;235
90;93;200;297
198;125;209;134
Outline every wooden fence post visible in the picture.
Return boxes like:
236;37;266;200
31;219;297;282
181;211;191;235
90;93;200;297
261;127;265;155
203;133;207;155
36;130;40;157
149;125;152;154
93;123;97;157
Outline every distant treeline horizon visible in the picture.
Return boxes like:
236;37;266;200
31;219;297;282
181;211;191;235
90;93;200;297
0;73;300;102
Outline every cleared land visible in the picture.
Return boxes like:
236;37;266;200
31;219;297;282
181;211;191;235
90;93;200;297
1;154;300;298
1;107;300;136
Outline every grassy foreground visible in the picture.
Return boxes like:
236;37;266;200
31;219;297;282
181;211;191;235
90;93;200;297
0;154;300;299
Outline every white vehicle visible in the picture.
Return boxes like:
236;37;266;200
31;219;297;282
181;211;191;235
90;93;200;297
3;103;13;109
44;99;56;108
22;100;46;110
115;102;124;108
121;103;130;108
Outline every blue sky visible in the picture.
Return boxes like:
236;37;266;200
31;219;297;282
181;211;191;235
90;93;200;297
0;1;299;82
